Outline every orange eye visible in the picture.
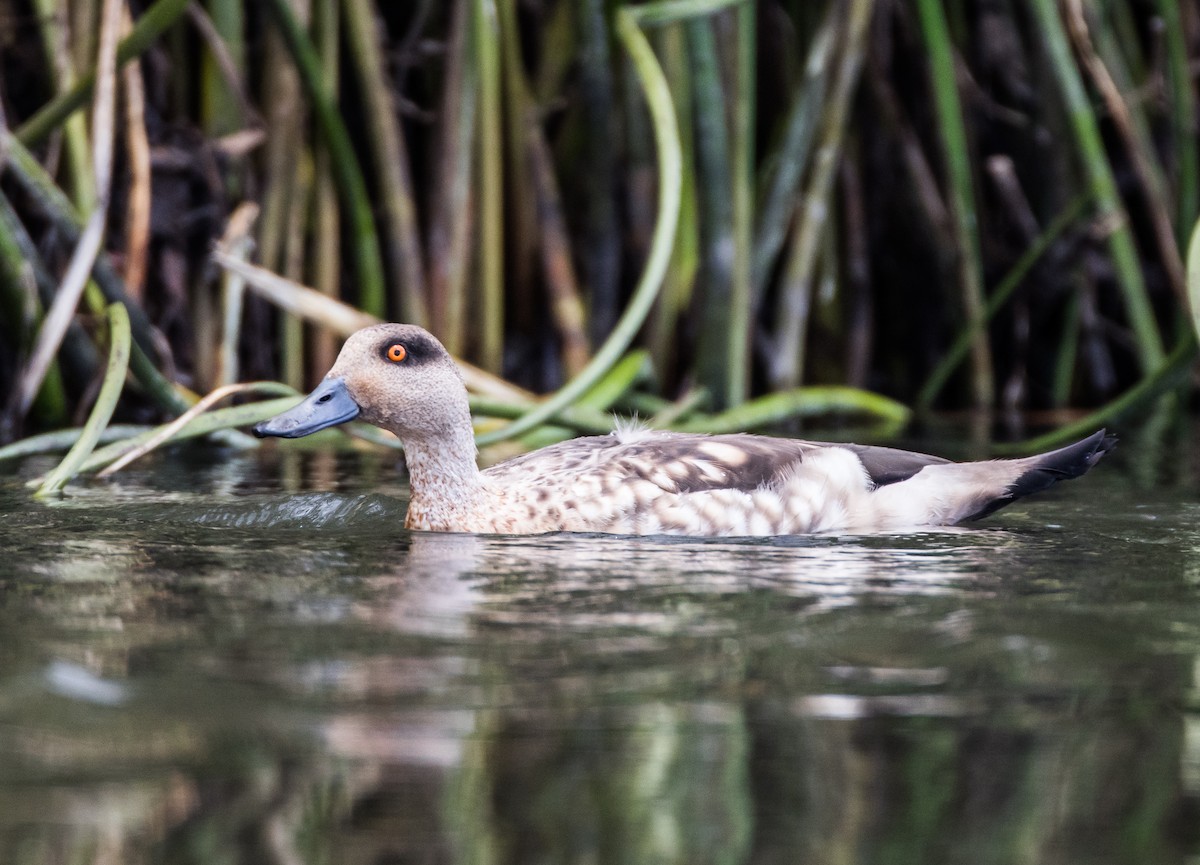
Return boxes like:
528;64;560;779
386;343;407;363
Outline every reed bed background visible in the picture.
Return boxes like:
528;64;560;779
0;0;1198;480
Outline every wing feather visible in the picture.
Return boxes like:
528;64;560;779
482;431;952;494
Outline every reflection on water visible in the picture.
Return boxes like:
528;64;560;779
1;441;1199;864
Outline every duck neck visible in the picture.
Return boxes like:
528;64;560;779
401;421;487;531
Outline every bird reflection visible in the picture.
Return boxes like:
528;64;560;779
354;525;1007;634
1;497;1193;865
311;528;1191;865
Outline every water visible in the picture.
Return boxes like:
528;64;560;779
1;433;1199;865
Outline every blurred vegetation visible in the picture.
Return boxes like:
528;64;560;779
0;0;1199;477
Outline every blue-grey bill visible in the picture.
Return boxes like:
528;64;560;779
253;377;361;438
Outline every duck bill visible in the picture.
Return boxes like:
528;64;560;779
253;377;360;439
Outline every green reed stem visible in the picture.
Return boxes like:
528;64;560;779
478;351;647;446
474;4;682;447
473;0;504;372
751;10;834;306
6;141;154;353
257;6;304;390
342;0;428;325
4;136;196;417
0;202;67;424
523;96;592;378
16;0;121;421
916;0;993;409
76;397;301;475
282;151;313;390
576;350;651;410
98;381;300;476
0;425;151;462
30;0;95;209
917;196;1088;411
310;0;340;376
262;0;385;318
649;386;707;427
672;385;910;434
470;398;614;435
576;0;620;344
1087;6;1186;301
1187;217;1200;343
994;330;1196;455
16;0;190;146
0;207;30;325
496;0;536;310
36;303;130;496
1028;0;1164;374
688;16;735;407
1155;0;1198;247
428;0;476;354
629;0;745;27
477;353;646;434
1051;283;1083;408
649;24;697;381
727;1;754;406
0;194;101;384
770;0;872;391
217;237;250;387
200;0;244;137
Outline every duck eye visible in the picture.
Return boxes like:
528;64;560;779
385;343;407;363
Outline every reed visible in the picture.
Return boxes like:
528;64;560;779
915;0;993;409
917;197;1089;411
1188;219;1200;345
262;0;386;317
74;397;303;476
576;0;621;346
200;0;244;137
0;195;98;402
688;14;736;405
672;386;910;434
1;1;1196;463
427;0;476;356
14;0;122;420
15;0;191;147
96;381;298;476
475;2;685;447
647;23;697;385
1155;0;1198;247
342;0;427;325
0;200;67;427
31;0;94;209
473;0;504;372
35;302;129;496
1027;0;1165;375
311;0;340;378
752;12;833;322
769;0;872;392
727;2;754;407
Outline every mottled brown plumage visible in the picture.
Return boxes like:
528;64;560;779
254;324;1115;536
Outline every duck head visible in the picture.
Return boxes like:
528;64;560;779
253;323;469;441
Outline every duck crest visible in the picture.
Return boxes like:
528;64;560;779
254;324;1117;537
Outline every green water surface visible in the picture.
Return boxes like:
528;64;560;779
1;432;1198;865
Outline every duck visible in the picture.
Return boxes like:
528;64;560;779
253;323;1115;536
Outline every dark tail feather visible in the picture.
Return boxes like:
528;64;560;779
965;429;1117;521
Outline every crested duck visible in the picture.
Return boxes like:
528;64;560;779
253;323;1115;536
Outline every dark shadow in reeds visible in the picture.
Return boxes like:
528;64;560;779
1;0;1197;472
